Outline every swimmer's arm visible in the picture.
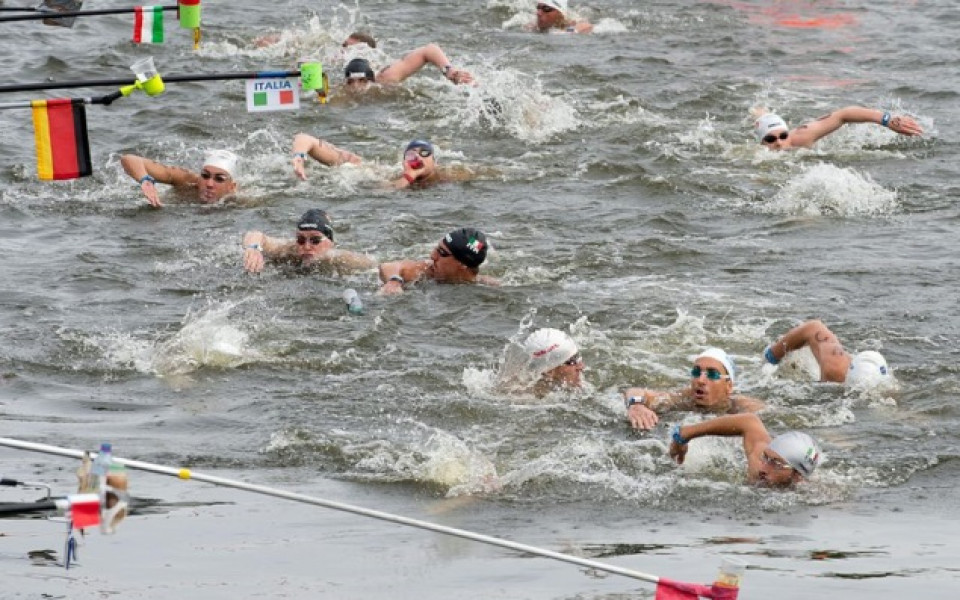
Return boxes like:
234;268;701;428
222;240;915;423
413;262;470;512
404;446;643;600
377;260;427;295
669;414;772;465
792;106;923;146
475;274;501;287
241;231;292;273
121;154;196;208
377;43;473;85
326;249;378;273
291;134;361;179
622;387;682;430
571;21;593;33
120;154;196;186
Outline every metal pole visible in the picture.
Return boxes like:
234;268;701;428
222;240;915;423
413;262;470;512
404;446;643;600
0;5;177;23
0;71;302;94
0;437;660;585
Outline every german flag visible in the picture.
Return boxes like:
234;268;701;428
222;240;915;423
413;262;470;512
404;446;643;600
31;98;92;181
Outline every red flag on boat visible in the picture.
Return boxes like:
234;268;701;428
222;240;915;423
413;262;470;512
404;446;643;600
67;493;100;528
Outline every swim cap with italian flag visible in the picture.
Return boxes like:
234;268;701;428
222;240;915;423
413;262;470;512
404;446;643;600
443;227;488;268
768;431;822;477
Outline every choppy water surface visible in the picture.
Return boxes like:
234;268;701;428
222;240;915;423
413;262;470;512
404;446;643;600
1;0;959;598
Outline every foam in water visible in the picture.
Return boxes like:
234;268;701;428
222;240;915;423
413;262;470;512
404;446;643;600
151;301;255;375
761;163;898;217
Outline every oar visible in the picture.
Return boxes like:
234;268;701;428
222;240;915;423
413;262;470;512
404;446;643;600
0;436;660;585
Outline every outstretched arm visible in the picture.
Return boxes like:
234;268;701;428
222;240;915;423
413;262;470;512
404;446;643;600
378;260;429;295
120;154;197;208
669;413;772;465
763;319;850;383
291;134;362;180
377;43;474;85
790;106;923;147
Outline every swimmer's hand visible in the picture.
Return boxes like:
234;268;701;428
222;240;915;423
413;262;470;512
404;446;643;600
628;403;659;431
669;439;688;465
445;68;474;86
889;115;924;137
243;247;265;273
293;155;308;181
378;279;405;296
141;179;162;208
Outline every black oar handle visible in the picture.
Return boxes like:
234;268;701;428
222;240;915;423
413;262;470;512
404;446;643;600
0;5;177;22
0;500;58;515
0;71;302;94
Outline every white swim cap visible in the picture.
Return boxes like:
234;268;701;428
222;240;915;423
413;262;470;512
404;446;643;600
767;431;822;477
845;350;891;387
202;149;239;178
540;0;567;14
694;347;736;385
523;328;578;374
754;113;788;141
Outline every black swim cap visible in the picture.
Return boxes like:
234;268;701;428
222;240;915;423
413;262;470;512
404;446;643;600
405;139;435;156
297;209;334;241
443;227;488;269
344;58;375;82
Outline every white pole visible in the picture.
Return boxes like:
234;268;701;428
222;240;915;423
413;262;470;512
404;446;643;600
0;437;660;584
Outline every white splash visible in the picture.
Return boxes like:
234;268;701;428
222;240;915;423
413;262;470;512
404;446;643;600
762;163;899;217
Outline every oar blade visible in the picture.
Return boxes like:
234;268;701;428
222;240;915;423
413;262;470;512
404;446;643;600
38;0;82;27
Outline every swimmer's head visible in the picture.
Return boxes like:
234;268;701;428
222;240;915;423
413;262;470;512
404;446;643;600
845;350;891;387
767;431;822;478
202;149;239;179
344;58;375;87
754;113;788;141
297;209;334;241
694;347;737;385
523;328;579;374
442;227;488;269
198;149;238;202
536;0;568;29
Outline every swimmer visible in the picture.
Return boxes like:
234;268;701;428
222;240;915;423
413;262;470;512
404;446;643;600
341;42;474;91
242;209;376;274
522;328;585;396
669;413;822;488
378;227;499;295
753;106;923;150
291;136;471;189
762;319;892;386
623;348;765;431
530;0;593;34
120;149;239;208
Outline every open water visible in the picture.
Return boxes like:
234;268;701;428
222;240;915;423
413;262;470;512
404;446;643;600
1;0;959;598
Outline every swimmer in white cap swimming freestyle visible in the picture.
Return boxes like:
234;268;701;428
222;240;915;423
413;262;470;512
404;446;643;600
762;319;893;387
622;348;765;431
669;413;822;488
120;150;240;207
752;106;923;150
531;0;593;33
522;328;585;395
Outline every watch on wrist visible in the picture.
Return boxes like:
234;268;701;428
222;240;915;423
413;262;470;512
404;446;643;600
244;243;263;252
625;395;646;409
671;424;690;446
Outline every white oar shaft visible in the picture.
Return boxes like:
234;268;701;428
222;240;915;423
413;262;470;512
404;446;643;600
0;437;659;584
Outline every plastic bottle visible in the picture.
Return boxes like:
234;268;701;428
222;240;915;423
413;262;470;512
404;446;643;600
343;289;363;315
91;442;113;491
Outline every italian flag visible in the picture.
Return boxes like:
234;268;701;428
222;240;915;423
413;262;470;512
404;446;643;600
133;6;164;44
